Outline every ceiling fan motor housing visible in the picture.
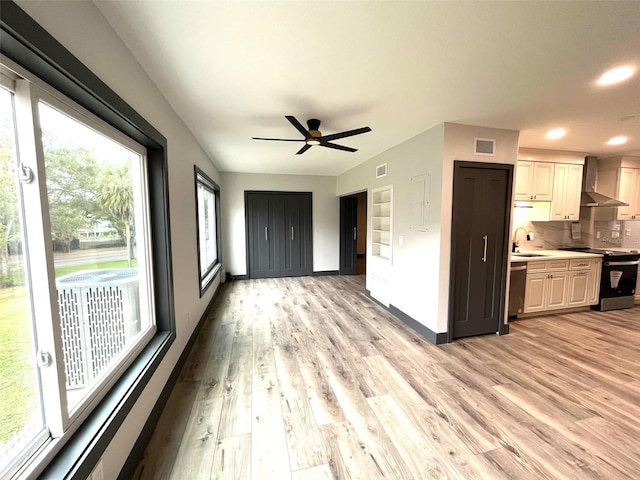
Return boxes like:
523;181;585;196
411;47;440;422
307;118;322;139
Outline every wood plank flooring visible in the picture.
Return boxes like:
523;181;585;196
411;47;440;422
133;275;640;479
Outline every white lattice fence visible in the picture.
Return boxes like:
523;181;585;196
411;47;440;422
56;270;140;390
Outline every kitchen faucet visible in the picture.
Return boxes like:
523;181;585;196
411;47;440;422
512;227;530;252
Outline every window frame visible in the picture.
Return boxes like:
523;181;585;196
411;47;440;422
194;166;222;296
1;2;176;479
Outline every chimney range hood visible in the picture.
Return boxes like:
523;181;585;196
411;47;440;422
580;156;628;207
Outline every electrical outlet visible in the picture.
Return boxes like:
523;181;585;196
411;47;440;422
596;231;601;239
612;231;620;238
626;229;631;236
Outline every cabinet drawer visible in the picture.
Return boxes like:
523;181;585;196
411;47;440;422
527;259;569;272
569;258;595;270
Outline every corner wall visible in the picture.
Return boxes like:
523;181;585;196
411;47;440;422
221;172;339;275
337;122;519;337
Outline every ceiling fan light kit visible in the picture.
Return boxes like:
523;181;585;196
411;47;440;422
252;116;371;154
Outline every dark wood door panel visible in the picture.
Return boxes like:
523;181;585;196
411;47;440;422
450;162;512;340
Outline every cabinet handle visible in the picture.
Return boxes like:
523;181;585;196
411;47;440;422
482;235;488;262
291;226;294;241
265;227;268;241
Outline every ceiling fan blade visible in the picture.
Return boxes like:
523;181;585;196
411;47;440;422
285;116;310;137
296;144;312;155
320;142;357;153
320;126;371;142
252;137;305;142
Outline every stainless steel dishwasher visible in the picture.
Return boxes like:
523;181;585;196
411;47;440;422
508;262;527;318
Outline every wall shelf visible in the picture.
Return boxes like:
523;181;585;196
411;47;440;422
372;185;392;261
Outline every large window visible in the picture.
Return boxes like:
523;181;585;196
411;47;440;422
0;62;156;478
195;167;221;294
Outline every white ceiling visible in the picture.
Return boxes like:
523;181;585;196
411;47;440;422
94;1;640;176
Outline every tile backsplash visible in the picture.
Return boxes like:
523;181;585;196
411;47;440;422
511;205;640;251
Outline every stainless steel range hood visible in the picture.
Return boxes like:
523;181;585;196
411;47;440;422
580;156;628;207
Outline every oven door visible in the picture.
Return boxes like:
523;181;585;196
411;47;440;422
600;259;639;298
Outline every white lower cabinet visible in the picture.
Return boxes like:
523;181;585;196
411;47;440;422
524;272;568;312
523;257;601;313
567;271;590;307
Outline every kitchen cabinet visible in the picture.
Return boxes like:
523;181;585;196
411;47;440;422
514;161;554;201
596;159;640;220
523;257;601;313
524;271;568;312
550;164;583;221
567;270;590;306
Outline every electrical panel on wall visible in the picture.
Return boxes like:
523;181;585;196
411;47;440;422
410;173;430;231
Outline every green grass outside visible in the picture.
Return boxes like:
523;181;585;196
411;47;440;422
0;285;38;444
0;258;137;445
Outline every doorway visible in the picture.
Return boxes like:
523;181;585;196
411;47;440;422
340;191;367;275
449;161;513;340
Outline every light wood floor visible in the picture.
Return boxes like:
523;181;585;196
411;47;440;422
133;275;640;479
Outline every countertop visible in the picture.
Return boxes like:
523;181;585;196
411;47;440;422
510;249;603;263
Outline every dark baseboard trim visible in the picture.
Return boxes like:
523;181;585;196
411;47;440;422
230;274;249;281
313;270;339;276
365;289;448;345
118;284;223;480
499;323;510;335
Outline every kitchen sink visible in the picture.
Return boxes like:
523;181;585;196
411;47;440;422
512;253;548;258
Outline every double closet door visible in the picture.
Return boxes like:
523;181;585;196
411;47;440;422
246;192;312;278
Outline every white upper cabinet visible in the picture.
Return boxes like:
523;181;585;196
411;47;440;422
596;157;640;220
514;161;554;201
550;164;583;221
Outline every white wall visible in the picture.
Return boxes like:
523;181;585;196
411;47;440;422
337;124;445;332
14;1;222;478
337;122;519;335
221;172;339;275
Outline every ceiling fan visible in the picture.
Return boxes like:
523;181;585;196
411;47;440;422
252;116;372;155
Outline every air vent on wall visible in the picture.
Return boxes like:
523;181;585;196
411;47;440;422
475;138;495;156
376;163;387;178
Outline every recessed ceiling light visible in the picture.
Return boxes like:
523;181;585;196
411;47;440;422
607;136;628;145
546;128;566;139
597;66;635;86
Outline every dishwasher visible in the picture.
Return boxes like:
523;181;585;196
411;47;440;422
508;262;527;318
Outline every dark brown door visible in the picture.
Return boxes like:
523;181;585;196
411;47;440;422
450;161;512;339
339;196;358;275
246;192;312;278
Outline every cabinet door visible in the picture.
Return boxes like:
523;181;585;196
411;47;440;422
631;170;640;219
547;272;568;309
531;163;554;201
514;161;534;200
567;271;589;307
563;165;583;220
551;164;583;221
590;261;602;305
550;164;568;221
524;273;547;313
617;168;635;220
